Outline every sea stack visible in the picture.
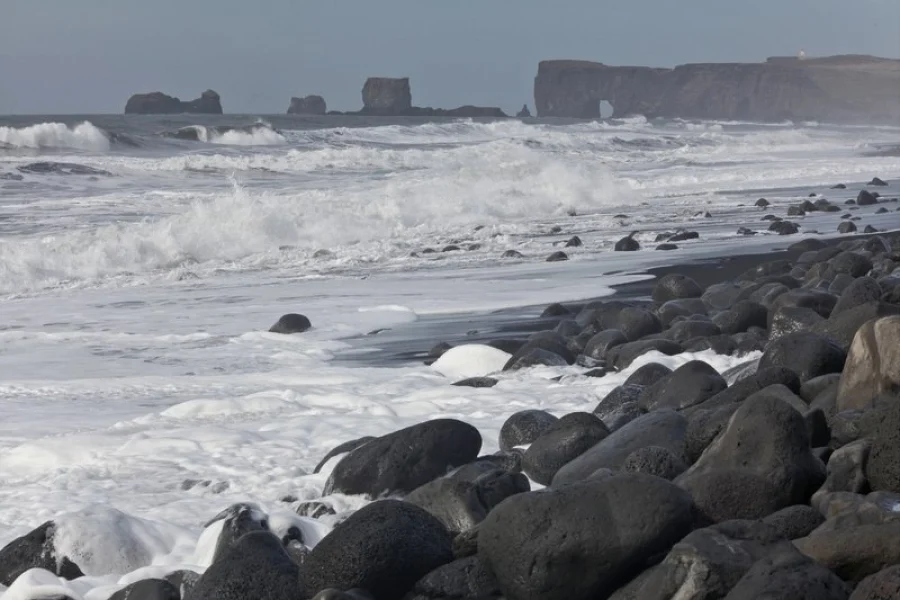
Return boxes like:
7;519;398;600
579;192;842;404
361;77;413;115
124;90;223;114
287;95;327;115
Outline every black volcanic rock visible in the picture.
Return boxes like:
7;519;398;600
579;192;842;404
288;95;327;115
516;104;532;118
125;89;222;114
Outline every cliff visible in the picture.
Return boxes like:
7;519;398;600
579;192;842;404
124;90;223;114
288;95;327;115
534;55;900;124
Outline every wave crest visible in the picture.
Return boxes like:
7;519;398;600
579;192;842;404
0;121;112;151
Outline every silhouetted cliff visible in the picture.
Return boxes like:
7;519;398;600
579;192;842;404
534;55;900;124
125;90;222;115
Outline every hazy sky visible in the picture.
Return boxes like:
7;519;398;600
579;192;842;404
2;0;899;115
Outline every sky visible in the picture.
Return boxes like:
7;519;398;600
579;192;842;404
1;0;899;115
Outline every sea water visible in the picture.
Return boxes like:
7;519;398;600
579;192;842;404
1;114;898;597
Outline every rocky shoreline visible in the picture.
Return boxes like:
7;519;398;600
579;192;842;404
2;181;900;598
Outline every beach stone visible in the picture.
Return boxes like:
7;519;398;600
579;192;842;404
593;385;646;431
832;277;884;316
638;360;728;411
831;251;873;278
269;313;312;334
541;302;571;317
761;505;825;540
553;410;688;486
405;556;501;600
209;503;270;564
837;316;900;412
614;232;640;251
769;306;826;341
108;579;179;600
501;249;524;258
658;298;708;326
851;565;900;600
451;376;498;388
564;235;582;248
545;250;568;262
790;238;828;252
794;522;900;583
703;282;744;311
504;347;568;370
299;500;453;600
406;469;528;534
664;319;721;344
756;198;770;207
787;205;806;216
296;501;335;519
818;439;871;496
523;413;610;485
684;403;741;463
769;221;800;235
189;531;299;600
479;474;695;600
0;521;84;586
869;177;889;186
324;419;482;496
858;190;879;205
669;230;701;241
759;332;847;381
839;221;858;234
625;362;673;387
769;290;837;323
582;329;627;360
714;301;768;334
617;306;662;341
499;410;558;452
606;339;684;370
700;366;801;409
813;301;900;351
800;373;842;404
676;394;825;522
656;243;678;250
652;274;703;304
622;445;686;480
866;401;900;494
314;436;375;474
723;543;850;600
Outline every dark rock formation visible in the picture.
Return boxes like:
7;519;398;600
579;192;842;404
361;77;413;115
288;95;327;115
516;104;532;118
534;55;900;124
124;90;222;114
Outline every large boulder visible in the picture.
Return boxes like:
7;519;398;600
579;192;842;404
832;277;883;317
593;384;646;431
676;394;825;522
794;522;900;583
617;306;662;341
652;274;703;304
851;565;900;600
837;316;900;412
0;521;83;586
405;470;529;534
723;543;850;600
658;298;708;327
361;77;412;115
606;339;684;370
288;95;327;115
638;360;728;412
758;332;847;382
478;474;695;600
583;329;628;361
108;579;180;600
314;436;376;474
714;301;768;335
324;419;482;497
405;556;501;600
770;306;826;341
865;401;900;494
207;503;270;564
813;301;900;351
299;500;453;599
618;520;785;600
523;413;610;485
552;410;688;486
499;410;558;452
124;89;222;114
188;531;299;600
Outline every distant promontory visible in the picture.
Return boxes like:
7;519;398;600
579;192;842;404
125;90;223;114
534;54;900;124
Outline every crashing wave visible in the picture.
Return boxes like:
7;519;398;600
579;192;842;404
0;121;113;151
162;123;286;146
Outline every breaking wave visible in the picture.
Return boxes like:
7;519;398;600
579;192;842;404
0;121;112;151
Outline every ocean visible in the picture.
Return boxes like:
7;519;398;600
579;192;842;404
0;114;898;597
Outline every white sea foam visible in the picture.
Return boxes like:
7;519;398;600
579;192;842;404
0;121;111;151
